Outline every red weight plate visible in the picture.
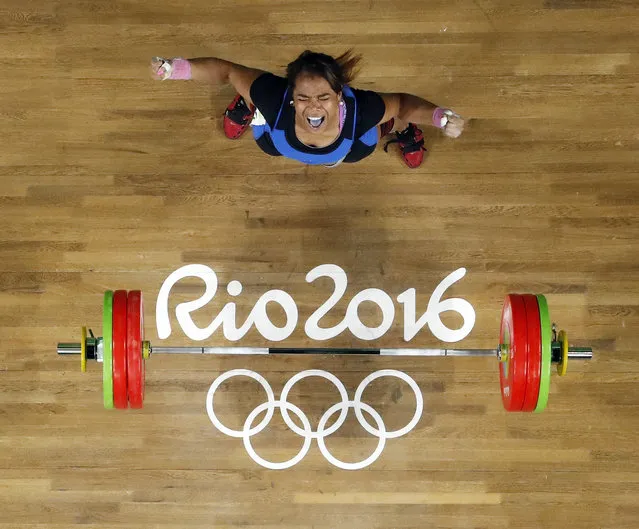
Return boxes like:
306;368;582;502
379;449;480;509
521;295;541;412
112;290;128;409
126;290;145;409
499;294;529;412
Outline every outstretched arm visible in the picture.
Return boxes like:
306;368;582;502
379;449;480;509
151;57;266;107
378;92;466;138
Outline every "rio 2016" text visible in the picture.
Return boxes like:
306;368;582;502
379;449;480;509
156;264;476;343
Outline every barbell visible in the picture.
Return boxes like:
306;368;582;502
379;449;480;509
57;290;593;412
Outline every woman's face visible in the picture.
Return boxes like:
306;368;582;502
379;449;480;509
292;74;341;134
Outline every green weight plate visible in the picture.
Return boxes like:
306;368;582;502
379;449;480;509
534;294;552;413
103;290;114;409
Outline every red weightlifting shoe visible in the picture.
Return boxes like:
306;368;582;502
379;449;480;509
223;94;255;139
383;122;427;168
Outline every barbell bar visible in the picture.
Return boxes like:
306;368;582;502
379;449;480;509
57;344;592;358
56;290;593;412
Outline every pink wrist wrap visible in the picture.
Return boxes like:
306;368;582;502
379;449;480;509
432;107;449;128
167;58;192;80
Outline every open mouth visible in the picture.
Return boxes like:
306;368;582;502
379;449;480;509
307;116;325;129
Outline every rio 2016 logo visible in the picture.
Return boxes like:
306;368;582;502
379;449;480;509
155;264;475;343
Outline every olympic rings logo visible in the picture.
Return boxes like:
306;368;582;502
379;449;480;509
206;369;423;470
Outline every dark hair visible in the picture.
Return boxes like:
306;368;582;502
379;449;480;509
286;49;362;93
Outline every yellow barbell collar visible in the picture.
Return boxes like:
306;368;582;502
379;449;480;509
557;330;568;376
80;326;87;373
143;340;151;360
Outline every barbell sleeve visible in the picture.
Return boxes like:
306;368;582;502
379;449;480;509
57;343;83;355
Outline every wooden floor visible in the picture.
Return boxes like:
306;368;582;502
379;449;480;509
2;0;639;527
